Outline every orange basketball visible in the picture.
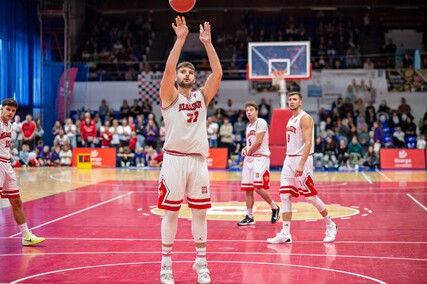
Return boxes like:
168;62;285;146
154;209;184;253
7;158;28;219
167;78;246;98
169;0;196;13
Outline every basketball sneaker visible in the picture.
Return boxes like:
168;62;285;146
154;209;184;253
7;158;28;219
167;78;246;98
267;232;292;244
323;223;338;243
192;262;211;284
22;232;46;246
160;264;174;284
271;205;280;224
237;215;255;226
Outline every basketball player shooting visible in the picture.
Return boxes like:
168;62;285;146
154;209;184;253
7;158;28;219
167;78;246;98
157;16;222;284
267;92;338;244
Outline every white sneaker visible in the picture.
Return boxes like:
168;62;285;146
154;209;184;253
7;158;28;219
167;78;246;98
267;232;292;244
323;223;338;243
160;264;174;284
192;262;211;284
22;232;46;246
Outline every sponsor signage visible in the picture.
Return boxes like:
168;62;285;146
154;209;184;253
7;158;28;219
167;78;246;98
206;148;228;169
72;148;116;168
380;149;426;169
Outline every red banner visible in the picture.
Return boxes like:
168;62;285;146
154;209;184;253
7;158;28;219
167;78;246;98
72;148;116;168
57;67;79;121
380;149;426;169
207;148;228;169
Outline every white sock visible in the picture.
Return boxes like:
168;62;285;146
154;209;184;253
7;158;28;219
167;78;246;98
247;208;253;217
270;201;278;210
19;223;30;236
324;215;334;226
195;246;207;264
161;245;172;266
282;221;291;235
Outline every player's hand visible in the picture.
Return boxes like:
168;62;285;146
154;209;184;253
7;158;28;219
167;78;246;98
172;16;189;39
295;164;304;177
199;21;211;44
241;148;247;157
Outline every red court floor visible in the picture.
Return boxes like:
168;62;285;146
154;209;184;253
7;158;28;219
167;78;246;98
0;168;426;283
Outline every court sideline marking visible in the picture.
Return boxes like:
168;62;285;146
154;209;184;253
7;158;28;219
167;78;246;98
8;192;133;238
375;169;393;182
406;193;427;212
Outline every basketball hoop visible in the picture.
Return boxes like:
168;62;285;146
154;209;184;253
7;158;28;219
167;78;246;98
271;70;287;87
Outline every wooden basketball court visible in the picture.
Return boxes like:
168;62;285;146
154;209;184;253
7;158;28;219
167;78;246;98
1;167;426;283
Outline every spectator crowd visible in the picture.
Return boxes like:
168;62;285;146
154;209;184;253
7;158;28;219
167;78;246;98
9;90;427;171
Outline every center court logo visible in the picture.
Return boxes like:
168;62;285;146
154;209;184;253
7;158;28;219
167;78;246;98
150;201;360;221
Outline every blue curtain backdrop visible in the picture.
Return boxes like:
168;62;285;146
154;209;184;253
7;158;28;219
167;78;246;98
0;0;41;109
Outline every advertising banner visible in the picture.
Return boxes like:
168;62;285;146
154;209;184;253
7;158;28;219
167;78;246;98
386;69;427;92
207;148;228;169
72;148;117;168
380;149;426;169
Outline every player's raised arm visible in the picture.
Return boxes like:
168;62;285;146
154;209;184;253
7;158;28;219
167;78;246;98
198;21;222;106
160;16;189;107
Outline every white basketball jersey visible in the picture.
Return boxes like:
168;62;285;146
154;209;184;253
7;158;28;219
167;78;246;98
0;120;12;159
286;111;314;156
161;90;209;157
246;118;270;156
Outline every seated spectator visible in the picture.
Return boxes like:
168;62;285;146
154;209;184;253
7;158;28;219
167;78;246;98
38;145;53;167
378;100;391;115
323;136;338;168
144;145;158;165
420;116;427;136
59;144;72;166
392;126;406;148
119;99;131;120
118;146;135;168
129;131;137;152
388;110;401;129
100;122;113;148
10;142;21;167
313;136;325;169
29;147;41;167
118;118;132;147
19;144;36;167
134;147;146;167
348;136;363;167
81;112;98;147
402;116;417;139
52;119;63;138
233;134;245;166
51;145;61;166
400;53;413;69
105;108;117;123
54;129;71;148
398;97;411;116
416;134;426;149
362;146;379;169
143;118;159;148
149;151;164;167
98;99;109;121
64;118;77;148
336;139;349;168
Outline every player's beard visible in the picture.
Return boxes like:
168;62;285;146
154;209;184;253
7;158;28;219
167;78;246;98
177;78;193;89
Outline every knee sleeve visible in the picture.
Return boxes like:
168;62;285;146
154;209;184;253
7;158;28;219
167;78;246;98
161;211;179;244
191;209;207;243
306;196;326;212
280;193;292;212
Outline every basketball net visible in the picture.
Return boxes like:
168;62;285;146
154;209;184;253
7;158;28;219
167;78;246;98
271;70;288;109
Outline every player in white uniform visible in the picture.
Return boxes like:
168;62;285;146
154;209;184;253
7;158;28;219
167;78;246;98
238;101;280;226
0;98;45;246
158;16;222;284
267;92;338;244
